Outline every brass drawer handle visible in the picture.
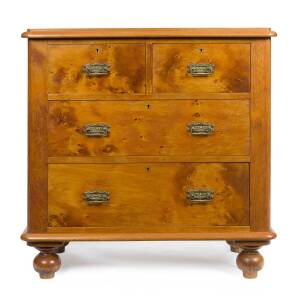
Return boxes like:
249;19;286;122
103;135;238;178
83;124;111;137
187;63;215;76
83;191;110;205
83;63;110;76
187;189;214;204
187;122;214;136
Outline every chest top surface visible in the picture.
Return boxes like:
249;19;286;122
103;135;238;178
21;28;277;39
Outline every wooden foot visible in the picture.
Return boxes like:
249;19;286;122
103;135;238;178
33;252;61;279
226;241;241;253
235;241;270;279
28;242;68;279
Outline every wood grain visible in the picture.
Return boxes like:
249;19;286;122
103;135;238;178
48;155;250;164
48;100;250;157
153;43;250;93
48;44;146;94
33;252;61;279
21;228;276;242
21;28;277;39
48;92;250;101
250;40;271;231
30;242;66;279
23;29;277;278
235;241;270;279
48;163;249;228
28;40;48;232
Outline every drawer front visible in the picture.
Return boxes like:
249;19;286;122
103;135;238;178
153;43;250;93
48;163;249;227
48;44;146;94
48;100;249;157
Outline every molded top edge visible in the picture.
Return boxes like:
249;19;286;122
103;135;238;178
21;28;277;39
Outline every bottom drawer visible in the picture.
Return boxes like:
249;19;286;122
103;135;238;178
48;163;249;228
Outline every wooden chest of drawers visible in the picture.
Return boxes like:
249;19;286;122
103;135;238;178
21;28;276;279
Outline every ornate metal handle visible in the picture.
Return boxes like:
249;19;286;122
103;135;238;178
187;122;214;136
83;191;110;205
83;63;110;76
186;189;214;204
187;63;215;76
83;124;111;137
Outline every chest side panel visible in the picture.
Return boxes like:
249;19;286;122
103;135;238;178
28;40;48;232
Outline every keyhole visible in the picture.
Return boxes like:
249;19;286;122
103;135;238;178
146;167;150;172
96;48;100;53
147;104;151;109
199;48;204;53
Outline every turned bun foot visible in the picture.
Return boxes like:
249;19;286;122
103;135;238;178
234;241;269;279
28;241;68;278
33;252;61;279
237;250;264;279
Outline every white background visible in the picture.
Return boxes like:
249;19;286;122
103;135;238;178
0;0;299;299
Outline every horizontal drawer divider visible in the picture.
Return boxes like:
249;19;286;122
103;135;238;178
48;155;250;164
48;93;251;101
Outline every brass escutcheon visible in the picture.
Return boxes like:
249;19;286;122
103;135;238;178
187;122;214;136
186;189;214;204
187;63;215;76
83;191;110;205
83;63;110;76
83;124;111;137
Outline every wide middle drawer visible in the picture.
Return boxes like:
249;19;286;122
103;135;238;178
48;100;249;157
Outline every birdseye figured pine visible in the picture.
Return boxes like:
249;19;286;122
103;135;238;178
48;44;146;95
153;43;250;93
48;100;250;157
48;163;249;228
22;28;276;279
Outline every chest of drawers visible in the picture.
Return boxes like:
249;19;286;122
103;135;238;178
21;28;276;279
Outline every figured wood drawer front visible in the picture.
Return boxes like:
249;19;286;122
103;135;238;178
48;163;249;227
153;44;250;93
48;44;146;94
48;100;249;157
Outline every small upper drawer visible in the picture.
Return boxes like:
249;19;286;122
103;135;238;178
153;43;250;94
48;44;146;94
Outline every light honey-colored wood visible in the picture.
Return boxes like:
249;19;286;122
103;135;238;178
48;163;249;228
153;43;250;93
21;228;276;242
250;40;271;231
48;44;146;94
48;155;250;164
48;92;251;101
28;40;48;232
22;28;276;279
21;28;277;39
48;100;250;157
